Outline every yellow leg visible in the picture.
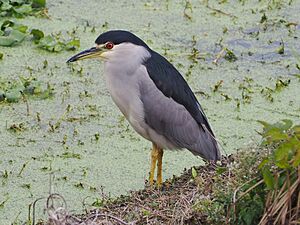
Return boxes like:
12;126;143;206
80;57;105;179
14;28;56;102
149;143;164;187
156;148;164;187
149;144;158;186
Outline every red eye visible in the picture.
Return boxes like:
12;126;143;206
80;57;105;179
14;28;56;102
105;42;114;49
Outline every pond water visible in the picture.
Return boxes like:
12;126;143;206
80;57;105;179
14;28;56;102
0;0;299;223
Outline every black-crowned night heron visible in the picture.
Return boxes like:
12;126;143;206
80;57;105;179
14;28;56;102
67;30;220;186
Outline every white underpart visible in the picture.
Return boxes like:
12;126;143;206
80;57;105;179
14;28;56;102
102;43;175;149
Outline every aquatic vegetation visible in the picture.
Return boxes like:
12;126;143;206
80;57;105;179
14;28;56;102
224;48;238;62
212;80;223;92
183;0;193;21
0;20;80;51
37;32;80;52
30;28;44;43
213;47;238;64
260;78;290;102
0;0;46;18
0;76;53;103
0;20;27;46
1;0;299;223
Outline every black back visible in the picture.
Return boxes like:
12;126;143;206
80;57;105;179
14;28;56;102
144;50;215;136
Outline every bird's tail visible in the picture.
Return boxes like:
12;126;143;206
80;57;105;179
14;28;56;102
189;124;221;161
202;124;222;160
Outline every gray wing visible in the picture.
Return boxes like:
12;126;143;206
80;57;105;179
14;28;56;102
139;77;220;161
144;50;216;136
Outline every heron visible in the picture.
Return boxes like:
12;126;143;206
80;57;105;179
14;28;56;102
67;30;220;186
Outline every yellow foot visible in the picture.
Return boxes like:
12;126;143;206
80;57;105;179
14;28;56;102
149;143;164;187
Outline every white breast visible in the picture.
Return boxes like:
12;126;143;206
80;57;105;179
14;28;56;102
104;65;150;140
103;43;151;140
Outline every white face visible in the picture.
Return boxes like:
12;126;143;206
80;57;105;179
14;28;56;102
67;41;151;73
98;42;151;65
97;42;151;77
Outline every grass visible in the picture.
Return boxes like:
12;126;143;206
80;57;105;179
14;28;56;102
32;120;300;224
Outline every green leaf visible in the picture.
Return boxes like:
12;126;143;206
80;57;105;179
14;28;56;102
262;166;275;190
38;35;57;50
265;128;288;141
30;29;44;43
5;90;22;103
216;166;227;175
11;0;24;4
258;158;269;170
53;43;63;52
292;125;300;139
257;120;271;130
0;36;17;46
13;4;32;15
274;139;297;162
32;0;46;8
191;167;197;178
65;39;80;50
9;29;26;42
0;29;26;46
274;141;293;161
292;149;300;167
0;0;46;17
275;160;290;169
14;24;28;33
278;119;293;130
1;20;14;31
258;119;293;134
37;33;81;53
274;143;290;161
274;137;300;168
0;52;3;60
0;2;12;11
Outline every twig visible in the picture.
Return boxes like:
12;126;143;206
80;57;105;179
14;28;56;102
204;1;237;18
21;91;30;116
46;193;67;210
213;48;226;64
84;209;130;225
237;179;264;202
32;197;45;225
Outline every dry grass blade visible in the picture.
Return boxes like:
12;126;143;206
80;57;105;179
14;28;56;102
259;167;300;225
83;210;130;225
234;178;263;203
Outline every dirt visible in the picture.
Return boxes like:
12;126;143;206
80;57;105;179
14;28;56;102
42;157;234;225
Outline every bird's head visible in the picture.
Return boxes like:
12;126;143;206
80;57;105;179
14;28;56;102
67;30;151;64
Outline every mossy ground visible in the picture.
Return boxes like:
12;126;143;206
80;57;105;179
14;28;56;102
40;147;281;225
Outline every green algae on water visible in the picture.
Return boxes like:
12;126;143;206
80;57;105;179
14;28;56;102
0;0;300;224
